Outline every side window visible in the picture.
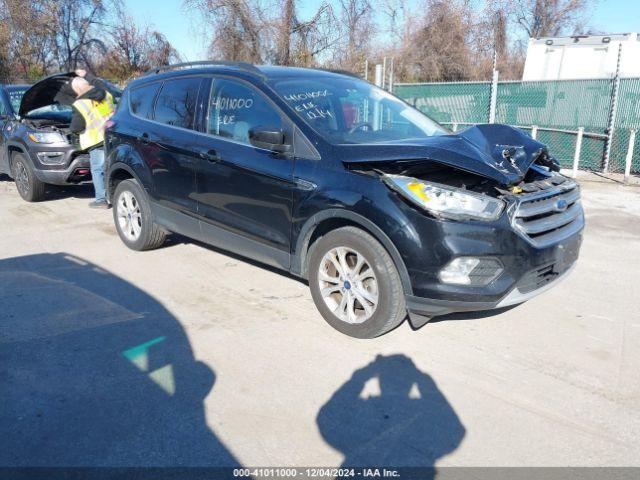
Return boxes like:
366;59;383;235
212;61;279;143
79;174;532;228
129;82;161;119
154;77;201;129
207;78;284;145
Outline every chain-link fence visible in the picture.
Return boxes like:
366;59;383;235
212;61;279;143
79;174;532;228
394;77;640;177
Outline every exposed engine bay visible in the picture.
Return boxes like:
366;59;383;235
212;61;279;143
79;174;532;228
352;150;567;199
22;117;76;144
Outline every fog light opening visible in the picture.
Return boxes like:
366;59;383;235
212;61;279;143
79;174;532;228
36;151;65;165
439;257;504;286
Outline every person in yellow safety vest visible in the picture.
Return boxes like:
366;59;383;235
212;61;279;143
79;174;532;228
69;69;116;209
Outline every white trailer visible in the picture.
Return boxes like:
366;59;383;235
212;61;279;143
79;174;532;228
522;33;640;80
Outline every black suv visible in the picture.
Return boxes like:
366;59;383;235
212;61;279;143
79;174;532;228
0;74;120;201
105;62;584;338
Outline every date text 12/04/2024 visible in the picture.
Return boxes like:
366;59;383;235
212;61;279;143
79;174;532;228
233;468;401;478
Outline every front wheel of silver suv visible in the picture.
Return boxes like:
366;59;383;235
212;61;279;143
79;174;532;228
308;226;407;338
113;179;166;251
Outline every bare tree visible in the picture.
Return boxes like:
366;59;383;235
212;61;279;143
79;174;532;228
399;0;475;81
335;0;373;71
0;2;10;82
98;1;180;80
1;0;56;80
509;0;590;38
379;0;409;46
42;0;109;72
0;0;595;84
276;0;294;64
289;2;338;66
184;0;263;62
146;31;181;67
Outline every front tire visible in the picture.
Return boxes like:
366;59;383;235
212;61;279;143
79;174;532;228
308;226;406;338
113;179;166;251
13;153;45;202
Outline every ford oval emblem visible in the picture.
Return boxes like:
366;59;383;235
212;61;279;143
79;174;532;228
554;199;568;212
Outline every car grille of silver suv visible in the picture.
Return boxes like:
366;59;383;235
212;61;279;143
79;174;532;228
512;182;584;249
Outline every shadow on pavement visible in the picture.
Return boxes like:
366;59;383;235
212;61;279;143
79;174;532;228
45;183;95;201
317;354;465;472
0;253;239;467
429;304;521;323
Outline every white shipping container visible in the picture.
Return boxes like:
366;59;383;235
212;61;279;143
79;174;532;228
522;33;640;80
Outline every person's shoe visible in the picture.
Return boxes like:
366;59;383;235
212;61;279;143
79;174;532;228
89;200;109;209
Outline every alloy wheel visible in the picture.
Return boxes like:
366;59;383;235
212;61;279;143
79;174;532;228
317;246;379;324
117;190;142;242
15;161;30;196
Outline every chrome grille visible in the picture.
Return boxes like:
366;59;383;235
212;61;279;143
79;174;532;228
513;183;584;248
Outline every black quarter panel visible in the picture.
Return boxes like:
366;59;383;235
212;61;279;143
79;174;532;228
105;114;156;202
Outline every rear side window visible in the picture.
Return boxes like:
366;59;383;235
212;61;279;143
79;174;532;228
129;82;161;119
154;77;201;129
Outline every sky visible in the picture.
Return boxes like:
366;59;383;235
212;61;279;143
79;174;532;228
125;0;640;62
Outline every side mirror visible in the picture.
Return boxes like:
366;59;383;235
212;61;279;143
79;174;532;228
249;126;291;154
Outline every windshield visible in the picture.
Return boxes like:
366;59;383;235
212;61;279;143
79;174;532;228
7;88;27;115
26;103;73;118
270;76;448;144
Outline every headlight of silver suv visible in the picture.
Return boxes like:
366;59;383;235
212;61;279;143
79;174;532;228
384;175;505;222
28;132;67;144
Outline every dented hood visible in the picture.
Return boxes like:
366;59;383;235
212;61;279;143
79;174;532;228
341;124;547;186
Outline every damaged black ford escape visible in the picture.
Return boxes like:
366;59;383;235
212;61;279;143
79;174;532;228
105;62;583;338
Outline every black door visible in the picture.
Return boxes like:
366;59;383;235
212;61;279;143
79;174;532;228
134;76;204;215
194;76;295;269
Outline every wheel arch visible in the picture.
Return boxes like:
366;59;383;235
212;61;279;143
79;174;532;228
292;209;413;296
105;143;153;203
6;142;32;174
107;162;139;203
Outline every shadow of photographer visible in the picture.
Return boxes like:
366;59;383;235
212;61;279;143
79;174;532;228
0;252;239;467
317;354;465;471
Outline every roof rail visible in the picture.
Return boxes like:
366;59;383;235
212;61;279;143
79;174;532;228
143;61;264;77
324;68;361;79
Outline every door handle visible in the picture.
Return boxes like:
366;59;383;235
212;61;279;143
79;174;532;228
199;149;220;163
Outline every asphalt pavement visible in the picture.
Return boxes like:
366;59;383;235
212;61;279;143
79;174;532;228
1;174;639;468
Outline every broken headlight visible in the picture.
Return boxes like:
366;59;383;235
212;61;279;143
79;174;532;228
384;175;505;221
28;132;67;144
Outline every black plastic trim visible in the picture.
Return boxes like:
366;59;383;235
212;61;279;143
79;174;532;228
151;202;291;271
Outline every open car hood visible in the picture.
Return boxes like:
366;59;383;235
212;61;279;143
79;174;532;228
18;72;76;117
341;124;548;187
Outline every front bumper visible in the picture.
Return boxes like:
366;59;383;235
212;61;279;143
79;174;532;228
404;221;583;325
28;147;91;185
406;261;576;320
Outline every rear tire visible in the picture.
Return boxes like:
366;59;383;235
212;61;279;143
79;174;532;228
113;179;166;251
12;153;45;202
308;226;406;338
